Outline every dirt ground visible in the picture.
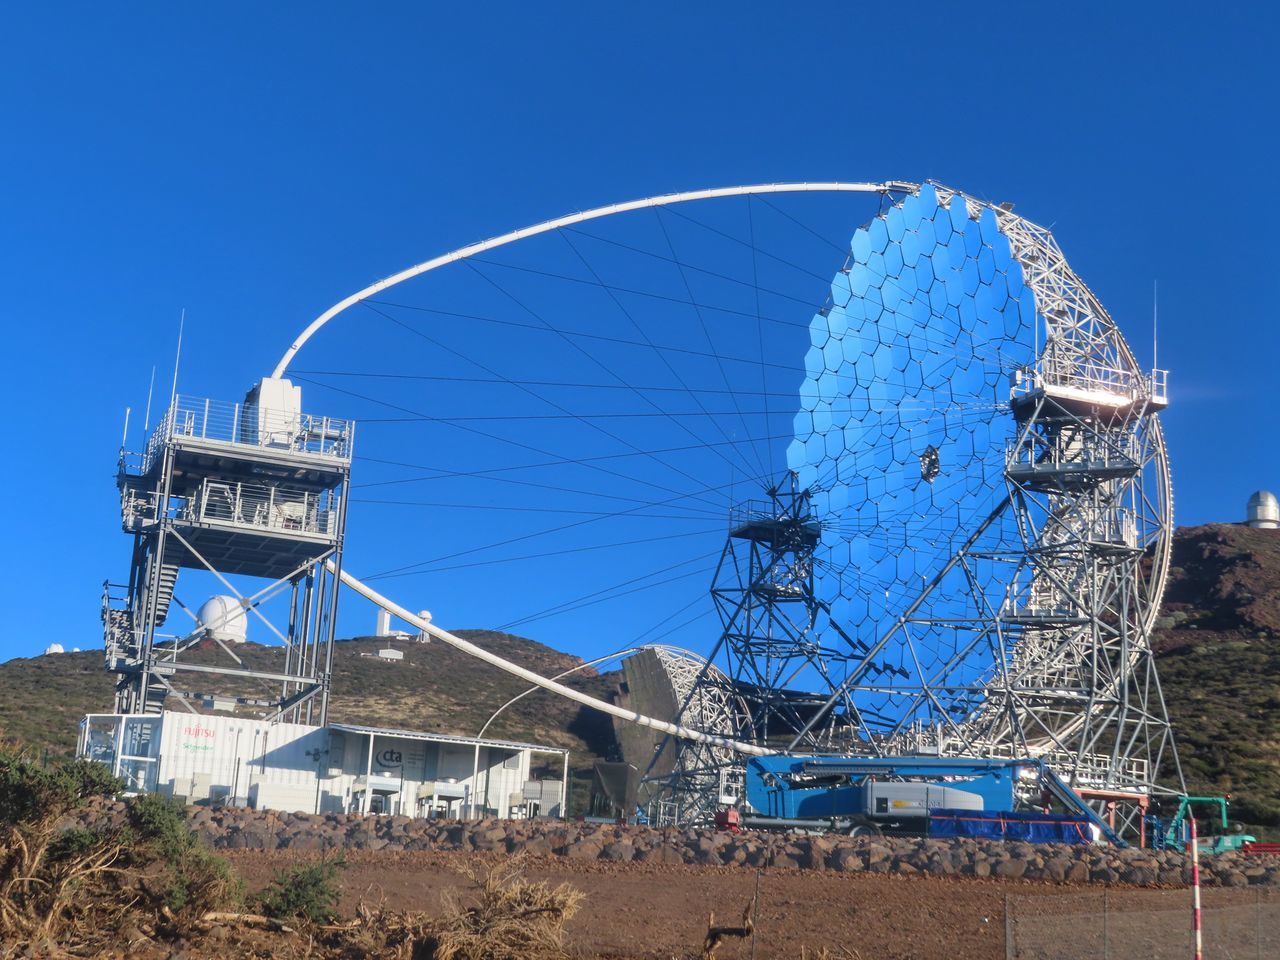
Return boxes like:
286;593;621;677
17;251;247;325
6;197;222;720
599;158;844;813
225;849;1279;960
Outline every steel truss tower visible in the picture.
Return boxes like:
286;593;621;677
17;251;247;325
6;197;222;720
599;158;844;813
639;476;867;823
103;380;353;723
711;475;865;748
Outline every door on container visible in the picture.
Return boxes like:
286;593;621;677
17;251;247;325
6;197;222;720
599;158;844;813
118;716;162;793
80;716;121;769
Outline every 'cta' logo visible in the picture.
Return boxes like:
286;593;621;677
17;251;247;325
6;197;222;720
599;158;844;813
376;748;403;768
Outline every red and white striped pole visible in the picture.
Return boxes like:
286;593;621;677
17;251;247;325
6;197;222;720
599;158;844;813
1190;815;1203;960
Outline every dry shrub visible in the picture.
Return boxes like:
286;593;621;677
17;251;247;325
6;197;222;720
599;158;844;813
322;900;436;959
0;749;242;955
321;857;581;960
0;751;137;950
424;855;583;960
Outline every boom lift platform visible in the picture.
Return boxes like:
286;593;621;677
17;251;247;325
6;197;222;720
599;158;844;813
737;755;1125;846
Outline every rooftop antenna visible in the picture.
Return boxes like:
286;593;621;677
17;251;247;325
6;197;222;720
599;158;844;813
169;308;186;407
142;365;156;431
1153;280;1159;372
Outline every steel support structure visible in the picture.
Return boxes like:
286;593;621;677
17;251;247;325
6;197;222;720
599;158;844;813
637;186;1180;836
641;476;870;824
933;200;1182;834
794;192;1181;838
103;389;353;724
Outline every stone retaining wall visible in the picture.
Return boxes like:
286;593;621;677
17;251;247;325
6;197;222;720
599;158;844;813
78;802;1280;887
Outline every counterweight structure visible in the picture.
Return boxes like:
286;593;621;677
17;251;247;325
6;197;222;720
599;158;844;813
104;378;353;722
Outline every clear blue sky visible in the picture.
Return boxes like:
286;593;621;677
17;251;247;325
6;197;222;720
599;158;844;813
1;2;1276;664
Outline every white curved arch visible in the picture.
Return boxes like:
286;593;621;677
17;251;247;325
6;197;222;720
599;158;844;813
272;180;918;377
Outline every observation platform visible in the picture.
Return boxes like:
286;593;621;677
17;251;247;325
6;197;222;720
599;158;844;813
121;395;354;495
115;392;353;580
121;478;339;577
1005;437;1142;492
1010;365;1168;422
728;500;822;547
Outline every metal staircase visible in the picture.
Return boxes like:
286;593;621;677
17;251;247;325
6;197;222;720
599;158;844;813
148;562;179;626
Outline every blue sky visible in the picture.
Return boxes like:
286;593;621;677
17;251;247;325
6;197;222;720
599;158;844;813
1;2;1276;664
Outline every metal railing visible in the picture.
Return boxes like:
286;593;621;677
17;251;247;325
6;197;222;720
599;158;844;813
927;738;1150;793
181;479;338;538
120;479;339;539
728;499;820;534
100;580;137;662
1147;367;1169;405
120;486;164;531
1012;361;1170;406
728;499;785;529
1005;434;1141;475
139;395;353;471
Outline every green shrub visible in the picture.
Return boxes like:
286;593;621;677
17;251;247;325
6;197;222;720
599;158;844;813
45;825;105;862
0;751;121;826
125;793;243;916
256;856;347;924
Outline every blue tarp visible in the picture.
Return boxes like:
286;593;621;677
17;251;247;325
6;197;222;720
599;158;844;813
929;809;1093;844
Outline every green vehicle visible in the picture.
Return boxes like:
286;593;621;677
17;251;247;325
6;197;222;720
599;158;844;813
1150;795;1255;853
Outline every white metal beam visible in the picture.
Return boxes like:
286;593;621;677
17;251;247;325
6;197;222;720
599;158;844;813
332;561;775;757
272;181;917;377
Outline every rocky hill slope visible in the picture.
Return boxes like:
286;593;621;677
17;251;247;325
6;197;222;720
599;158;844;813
4;522;1280;827
1152;523;1280;827
0;632;621;789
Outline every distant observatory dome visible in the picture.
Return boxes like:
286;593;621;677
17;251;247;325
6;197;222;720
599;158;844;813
43;643;64;655
196;595;248;643
1246;490;1280;529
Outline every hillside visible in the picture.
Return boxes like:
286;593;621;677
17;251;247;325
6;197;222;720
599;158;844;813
1152;523;1280;827
0;632;622;786
4;522;1280;829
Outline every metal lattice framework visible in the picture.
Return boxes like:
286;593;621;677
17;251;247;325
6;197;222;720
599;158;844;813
630;646;745;825
939;197;1181;830
253;180;1179;836
708;475;866;750
104;391;353;724
650;183;1179;834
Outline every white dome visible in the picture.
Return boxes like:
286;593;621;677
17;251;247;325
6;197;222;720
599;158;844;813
196;595;248;643
1247;491;1280;528
43;643;64;655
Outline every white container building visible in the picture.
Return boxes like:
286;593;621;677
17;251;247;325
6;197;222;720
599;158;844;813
78;711;568;819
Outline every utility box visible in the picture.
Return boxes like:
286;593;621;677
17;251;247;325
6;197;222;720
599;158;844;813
250;782;322;814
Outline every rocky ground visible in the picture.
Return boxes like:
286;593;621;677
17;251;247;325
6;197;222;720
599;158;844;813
75;802;1280;888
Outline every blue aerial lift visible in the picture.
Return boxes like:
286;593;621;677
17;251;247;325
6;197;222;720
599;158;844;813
737;754;1125;846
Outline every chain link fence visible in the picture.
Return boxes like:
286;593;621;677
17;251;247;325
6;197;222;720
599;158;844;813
1006;887;1279;959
